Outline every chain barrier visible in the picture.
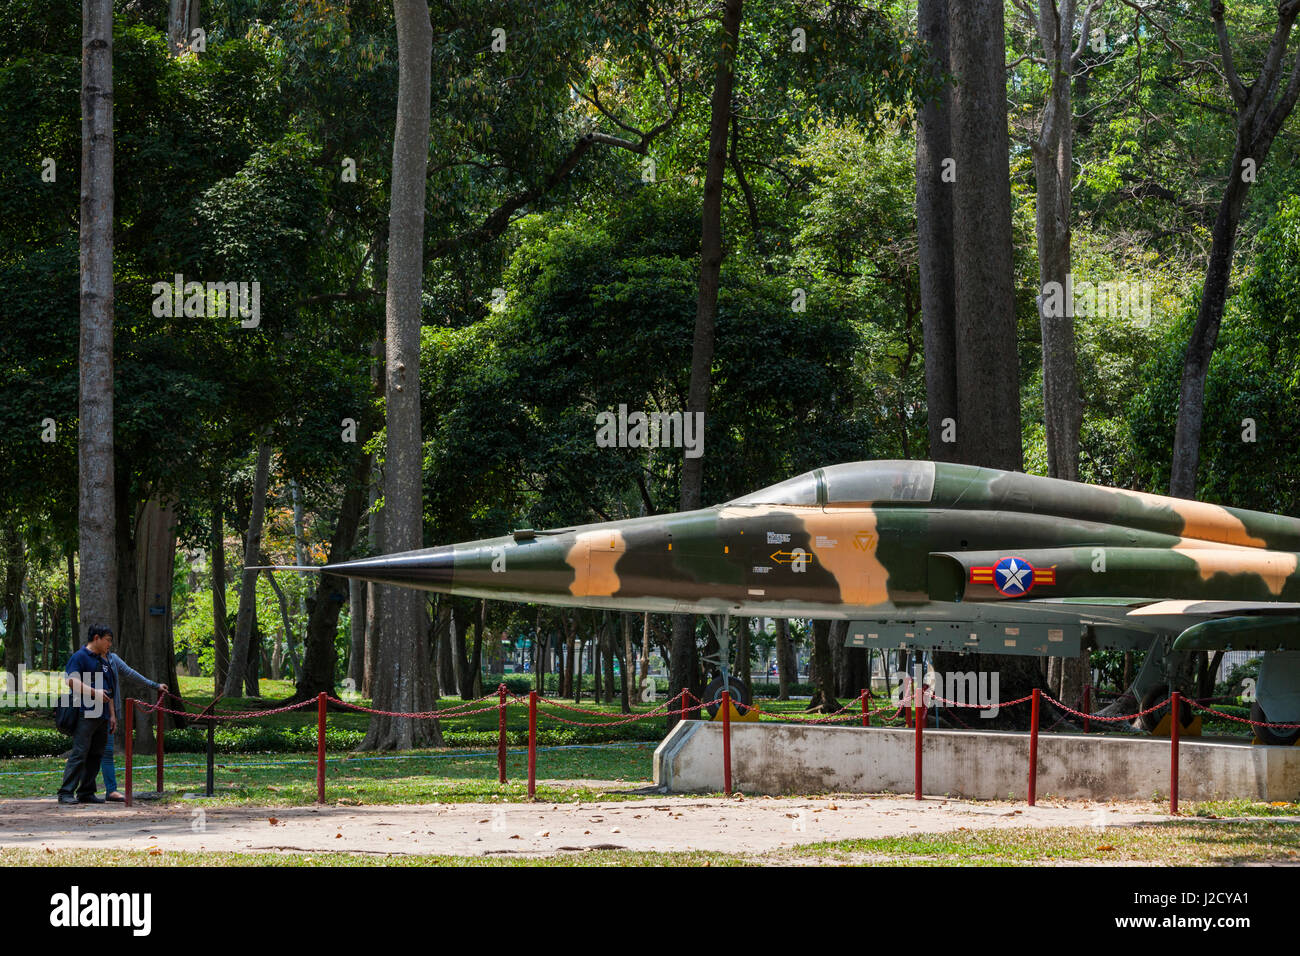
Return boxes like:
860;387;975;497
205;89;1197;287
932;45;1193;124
141;684;1298;731
1185;699;1300;730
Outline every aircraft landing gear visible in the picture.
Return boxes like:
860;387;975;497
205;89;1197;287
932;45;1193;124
1250;700;1300;746
1135;686;1199;736
700;613;753;718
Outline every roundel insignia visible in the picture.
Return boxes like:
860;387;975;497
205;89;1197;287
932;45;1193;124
993;556;1034;597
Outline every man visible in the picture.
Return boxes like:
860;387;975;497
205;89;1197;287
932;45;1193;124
100;631;167;801
57;625;116;804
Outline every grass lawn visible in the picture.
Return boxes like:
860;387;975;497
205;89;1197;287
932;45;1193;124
0;741;658;803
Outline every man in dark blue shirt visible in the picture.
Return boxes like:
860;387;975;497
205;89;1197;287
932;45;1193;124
57;625;118;804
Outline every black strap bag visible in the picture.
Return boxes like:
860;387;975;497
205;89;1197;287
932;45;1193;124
54;703;80;735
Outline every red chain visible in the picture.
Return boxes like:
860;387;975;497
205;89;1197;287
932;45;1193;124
141;698;318;721
1185;700;1300;729
1042;693;1165;723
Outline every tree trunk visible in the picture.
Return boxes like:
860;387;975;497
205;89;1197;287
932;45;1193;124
735;618;749;691
1170;2;1300;498
775;618;792;699
468;600;484;699
950;0;1021;470
563;616;576;699
924;0;1044;725
209;493;228;694
2;533;26;687
1170;157;1254;498
263;567;302;684
292;446;371;702
620;613;633;712
22;594;36;669
808;619;840;712
671;0;746;725
435;599;455;698
166;0;195;56
603;615;618;704
347;577;365;689
450;604;468;698
246;618;262;696
1060;651;1088;708
117;497;184;749
224;442;271;697
66;548;79;661
361;0;437;750
1032;0;1082;481
78;0;118;640
917;0;958;461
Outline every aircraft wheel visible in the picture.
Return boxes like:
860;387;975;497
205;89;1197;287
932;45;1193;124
1250;700;1300;746
704;674;751;719
1136;687;1195;734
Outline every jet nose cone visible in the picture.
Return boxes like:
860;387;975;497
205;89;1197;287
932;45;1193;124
324;546;455;588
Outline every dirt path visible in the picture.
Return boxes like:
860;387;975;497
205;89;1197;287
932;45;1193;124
0;793;1166;859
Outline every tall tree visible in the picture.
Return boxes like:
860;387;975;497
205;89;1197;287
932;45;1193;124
1170;0;1300;497
361;0;438;750
223;442;271;696
669;0;744;724
918;0;1045;727
916;0;958;462
950;0;1022;470
209;492;229;694
78;0;118;634
1015;0;1103;481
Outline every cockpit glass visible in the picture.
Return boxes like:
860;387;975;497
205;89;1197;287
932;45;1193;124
822;461;935;504
726;461;935;507
726;472;820;506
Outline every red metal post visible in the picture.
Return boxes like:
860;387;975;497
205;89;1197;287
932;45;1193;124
680;689;689;725
861;689;869;727
497;683;508;784
155;689;165;794
124;699;134;807
914;685;924;800
316;692;327;804
527;690;537;799
1083;684;1092;734
1170;691;1180;816
721;690;733;796
1028;687;1040;806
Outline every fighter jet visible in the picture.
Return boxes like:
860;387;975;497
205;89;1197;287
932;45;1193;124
319;460;1300;743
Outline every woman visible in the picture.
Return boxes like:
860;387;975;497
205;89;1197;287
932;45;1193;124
98;630;168;802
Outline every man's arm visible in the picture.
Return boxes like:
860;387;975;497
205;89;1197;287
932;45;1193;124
65;673;110;702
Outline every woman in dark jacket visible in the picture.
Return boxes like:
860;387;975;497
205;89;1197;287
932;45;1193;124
100;643;167;801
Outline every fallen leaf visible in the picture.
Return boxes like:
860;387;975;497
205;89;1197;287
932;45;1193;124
536;830;550;837
268;817;280;826
335;834;342;839
148;848;162;856
1096;845;1116;852
510;834;521;839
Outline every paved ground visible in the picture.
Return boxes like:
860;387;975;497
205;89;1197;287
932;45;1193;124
0;793;1167;858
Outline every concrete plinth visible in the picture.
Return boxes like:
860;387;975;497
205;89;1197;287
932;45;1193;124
653;720;1300;802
